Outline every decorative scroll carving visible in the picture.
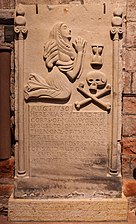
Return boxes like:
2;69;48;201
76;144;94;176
91;45;104;69
24;22;86;101
15;4;28;175
75;71;111;110
14;4;28;39
110;9;123;175
111;9;123;40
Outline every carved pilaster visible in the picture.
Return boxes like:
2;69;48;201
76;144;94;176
110;9;123;175
15;4;28;176
111;8;123;41
15;4;28;39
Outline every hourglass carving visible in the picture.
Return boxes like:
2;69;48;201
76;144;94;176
91;45;104;69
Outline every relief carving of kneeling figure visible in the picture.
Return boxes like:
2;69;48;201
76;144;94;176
24;22;86;101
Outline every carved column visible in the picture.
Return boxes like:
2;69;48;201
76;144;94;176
110;9;123;175
14;4;28;175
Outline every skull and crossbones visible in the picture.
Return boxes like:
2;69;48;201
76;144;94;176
86;71;107;92
75;71;111;111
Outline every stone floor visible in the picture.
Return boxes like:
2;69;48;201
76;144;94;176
0;212;136;224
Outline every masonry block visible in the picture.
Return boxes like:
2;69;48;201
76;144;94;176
0;25;4;42
8;194;128;222
126;22;136;47
128;196;136;212
0;0;14;9
127;0;136;21
122;115;136;137
122;137;136;155
122;71;132;94
0;157;14;180
123;97;136;114
125;48;136;71
122;153;136;179
122;155;132;178
132;72;136;93
0;184;13;215
123;179;136;197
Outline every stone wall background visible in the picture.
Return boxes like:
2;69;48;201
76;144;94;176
0;0;15;215
0;0;136;216
122;0;136;212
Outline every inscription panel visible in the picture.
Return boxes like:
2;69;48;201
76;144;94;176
29;104;108;178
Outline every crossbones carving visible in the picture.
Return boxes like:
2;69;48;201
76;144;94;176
75;83;111;111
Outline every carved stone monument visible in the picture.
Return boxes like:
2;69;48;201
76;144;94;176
9;1;128;222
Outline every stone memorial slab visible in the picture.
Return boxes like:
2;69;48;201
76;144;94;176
9;1;128;222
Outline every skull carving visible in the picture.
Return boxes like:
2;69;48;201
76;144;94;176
86;71;107;91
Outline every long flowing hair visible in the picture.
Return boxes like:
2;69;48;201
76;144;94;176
43;22;74;69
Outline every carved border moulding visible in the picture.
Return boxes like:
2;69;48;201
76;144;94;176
110;9;123;175
14;4;28;175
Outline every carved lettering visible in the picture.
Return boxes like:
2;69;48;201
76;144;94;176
29;105;108;177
